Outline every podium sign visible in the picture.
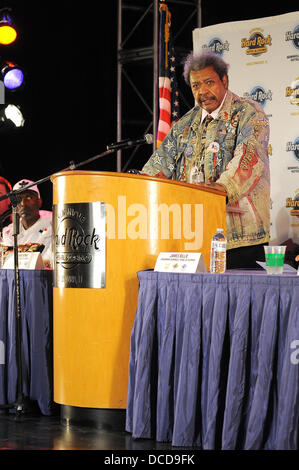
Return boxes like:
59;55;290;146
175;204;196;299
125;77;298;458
154;252;206;273
3;252;44;270
53;202;106;288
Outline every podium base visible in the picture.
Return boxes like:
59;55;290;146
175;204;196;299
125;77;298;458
60;405;126;432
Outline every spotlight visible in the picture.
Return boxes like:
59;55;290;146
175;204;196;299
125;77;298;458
0;104;25;129
1;61;24;90
0;8;17;45
4;104;24;126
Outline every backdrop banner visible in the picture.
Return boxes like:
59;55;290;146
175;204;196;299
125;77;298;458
193;11;299;246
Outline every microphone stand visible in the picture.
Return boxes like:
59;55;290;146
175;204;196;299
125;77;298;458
0;136;148;201
0;144;136;414
0;148;116;200
0;192;26;414
0;136;148;204
11;194;24;413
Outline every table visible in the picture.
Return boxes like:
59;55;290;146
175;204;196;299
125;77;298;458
126;270;299;450
0;269;54;415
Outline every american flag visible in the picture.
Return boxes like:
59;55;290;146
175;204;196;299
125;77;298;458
156;1;180;148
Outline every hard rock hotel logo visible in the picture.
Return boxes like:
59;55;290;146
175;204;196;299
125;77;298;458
202;37;230;56
241;28;272;56
285;24;299;50
285;77;299;106
243;86;273;108
286;137;299;162
54;202;106;289
286;189;299;217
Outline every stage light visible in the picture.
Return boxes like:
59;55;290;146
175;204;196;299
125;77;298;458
4;104;24;126
0;25;17;45
0;104;25;129
1;61;24;90
0;8;17;45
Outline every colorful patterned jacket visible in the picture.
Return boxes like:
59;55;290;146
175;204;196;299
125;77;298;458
142;90;270;250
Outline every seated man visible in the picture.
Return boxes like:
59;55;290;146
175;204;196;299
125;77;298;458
3;179;53;268
0;176;12;231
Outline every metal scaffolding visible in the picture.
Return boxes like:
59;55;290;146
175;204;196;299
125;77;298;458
117;0;201;172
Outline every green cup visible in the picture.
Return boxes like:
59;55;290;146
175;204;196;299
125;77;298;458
264;245;286;274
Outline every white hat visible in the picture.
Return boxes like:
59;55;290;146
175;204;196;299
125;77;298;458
13;179;40;197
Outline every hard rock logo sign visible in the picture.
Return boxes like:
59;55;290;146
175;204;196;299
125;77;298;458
53;202;106;289
286;189;299;217
241;28;272;56
285;25;299;50
285;78;299;106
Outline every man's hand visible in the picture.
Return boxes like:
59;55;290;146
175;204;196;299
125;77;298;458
206;182;227;194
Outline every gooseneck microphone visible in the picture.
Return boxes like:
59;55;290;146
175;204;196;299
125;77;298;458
107;134;153;150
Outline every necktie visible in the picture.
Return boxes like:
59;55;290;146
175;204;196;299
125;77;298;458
202;115;218;182
201;114;213;143
190;115;214;184
187;115;214;184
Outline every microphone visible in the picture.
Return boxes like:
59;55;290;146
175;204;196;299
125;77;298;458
107;134;153;150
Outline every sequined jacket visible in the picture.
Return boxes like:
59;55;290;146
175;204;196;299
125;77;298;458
142;90;270;250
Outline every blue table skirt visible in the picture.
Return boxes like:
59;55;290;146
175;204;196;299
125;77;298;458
0;269;54;415
126;270;299;449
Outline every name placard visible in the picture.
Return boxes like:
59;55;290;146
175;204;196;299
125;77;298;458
3;252;44;270
154;252;206;273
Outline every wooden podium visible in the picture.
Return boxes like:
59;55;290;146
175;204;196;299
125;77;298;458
51;171;226;416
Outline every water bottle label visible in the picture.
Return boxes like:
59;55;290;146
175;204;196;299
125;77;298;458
211;241;226;252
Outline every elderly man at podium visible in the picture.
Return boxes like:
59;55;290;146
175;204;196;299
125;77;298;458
3;179;53;268
142;50;270;269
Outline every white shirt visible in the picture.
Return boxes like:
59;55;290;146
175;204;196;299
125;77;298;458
3;214;53;268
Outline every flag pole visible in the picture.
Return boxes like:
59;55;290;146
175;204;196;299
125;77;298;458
153;0;159;152
197;0;202;28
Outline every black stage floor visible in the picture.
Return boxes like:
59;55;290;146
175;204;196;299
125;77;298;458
0;407;204;466
0;410;174;452
0;408;288;463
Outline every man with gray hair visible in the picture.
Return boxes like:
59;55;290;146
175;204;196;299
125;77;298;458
142;50;270;269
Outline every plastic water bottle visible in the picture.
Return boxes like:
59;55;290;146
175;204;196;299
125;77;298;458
209;228;227;273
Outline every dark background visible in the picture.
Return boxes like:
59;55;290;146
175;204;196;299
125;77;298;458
0;0;297;210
